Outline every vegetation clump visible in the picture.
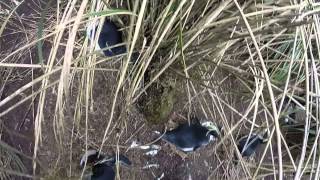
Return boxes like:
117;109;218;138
138;69;178;125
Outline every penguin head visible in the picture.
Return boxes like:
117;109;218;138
260;128;270;143
201;121;221;140
80;149;105;168
234;133;260;162
281;102;297;125
279;97;304;125
235;128;269;158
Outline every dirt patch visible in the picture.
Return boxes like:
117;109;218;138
0;0;55;178
31;62;239;180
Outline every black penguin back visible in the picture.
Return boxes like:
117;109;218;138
91;154;131;180
92;163;115;180
163;123;211;152
98;19;126;57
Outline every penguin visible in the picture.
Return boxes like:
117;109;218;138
87;19;126;57
283;102;296;125
235;129;269;160
162;120;221;152
87;18;141;62
279;97;298;125
80;149;131;180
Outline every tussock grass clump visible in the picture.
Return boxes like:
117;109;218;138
0;140;28;180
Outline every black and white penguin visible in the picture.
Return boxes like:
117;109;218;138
87;18;141;62
80;150;131;180
87;19;126;57
236;130;269;159
162;120;221;152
